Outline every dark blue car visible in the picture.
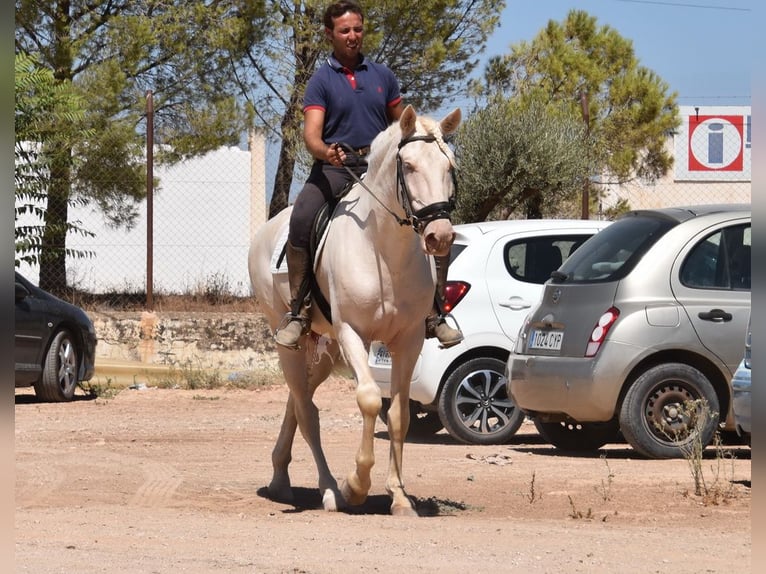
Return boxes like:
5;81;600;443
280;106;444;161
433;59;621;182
15;271;98;401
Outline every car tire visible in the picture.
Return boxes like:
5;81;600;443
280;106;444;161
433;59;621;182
533;418;619;452
438;357;524;445
619;363;719;459
379;398;444;438
34;329;79;402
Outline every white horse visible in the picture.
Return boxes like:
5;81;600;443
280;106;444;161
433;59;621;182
248;105;461;516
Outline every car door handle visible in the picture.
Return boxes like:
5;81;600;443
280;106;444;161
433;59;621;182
499;297;532;310
698;308;733;322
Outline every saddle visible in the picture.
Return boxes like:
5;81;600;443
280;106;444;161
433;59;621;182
272;180;357;324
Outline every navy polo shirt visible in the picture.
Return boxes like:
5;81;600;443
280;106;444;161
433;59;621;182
303;54;402;150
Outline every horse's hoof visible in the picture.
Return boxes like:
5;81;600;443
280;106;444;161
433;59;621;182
340;479;368;506
268;480;294;504
322;489;340;512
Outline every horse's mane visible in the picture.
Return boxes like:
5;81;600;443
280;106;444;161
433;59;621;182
366;113;456;175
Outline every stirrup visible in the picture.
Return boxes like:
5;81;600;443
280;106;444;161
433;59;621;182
427;313;464;349
274;313;310;349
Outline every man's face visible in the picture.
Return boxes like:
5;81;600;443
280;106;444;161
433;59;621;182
326;11;364;62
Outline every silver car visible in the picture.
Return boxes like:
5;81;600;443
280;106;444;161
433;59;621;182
507;204;751;459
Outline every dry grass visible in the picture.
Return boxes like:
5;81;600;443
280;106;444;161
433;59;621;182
62;271;262;314
74;289;262;314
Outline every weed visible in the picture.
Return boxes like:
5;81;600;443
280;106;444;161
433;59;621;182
669;399;739;505
567;495;593;519
596;454;615;502
226;369;282;389
79;378;121;399
154;358;224;390
524;470;540;504
152;358;282;391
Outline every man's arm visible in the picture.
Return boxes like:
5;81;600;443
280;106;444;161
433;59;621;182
304;107;345;165
387;100;404;123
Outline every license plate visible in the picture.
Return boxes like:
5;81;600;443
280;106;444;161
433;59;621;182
529;329;564;351
369;341;392;366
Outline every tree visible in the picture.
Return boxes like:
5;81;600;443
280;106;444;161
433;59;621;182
466;9;680;218
15;52;95;269
231;0;505;217
15;0;266;294
453;97;592;223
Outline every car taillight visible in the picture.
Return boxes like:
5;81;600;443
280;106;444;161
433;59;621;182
442;281;470;313
585;307;620;357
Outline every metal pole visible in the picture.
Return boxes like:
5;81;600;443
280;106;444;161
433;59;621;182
146;90;154;309
580;91;590;220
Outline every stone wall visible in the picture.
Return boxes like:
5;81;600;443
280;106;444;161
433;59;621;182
91;311;280;381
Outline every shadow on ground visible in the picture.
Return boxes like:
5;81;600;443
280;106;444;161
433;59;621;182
256;486;468;517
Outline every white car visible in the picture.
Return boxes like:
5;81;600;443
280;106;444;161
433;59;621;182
368;218;611;444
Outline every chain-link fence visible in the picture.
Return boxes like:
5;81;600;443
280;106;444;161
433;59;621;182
16;131;274;305
15;105;751;308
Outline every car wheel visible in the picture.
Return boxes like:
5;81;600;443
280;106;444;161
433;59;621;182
533;418;619;452
438;357;524;445
34;330;79;402
379;398;444;438
619;363;719;459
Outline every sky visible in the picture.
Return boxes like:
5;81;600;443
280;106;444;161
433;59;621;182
447;0;754;111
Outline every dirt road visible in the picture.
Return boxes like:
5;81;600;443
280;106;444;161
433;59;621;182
15;378;750;573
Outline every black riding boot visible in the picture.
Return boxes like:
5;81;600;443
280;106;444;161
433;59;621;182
274;242;312;349
425;254;464;348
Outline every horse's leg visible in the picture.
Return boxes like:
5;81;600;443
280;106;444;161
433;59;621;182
336;326;384;508
273;340;343;511
269;369;333;502
384;342;419;517
268;390;297;502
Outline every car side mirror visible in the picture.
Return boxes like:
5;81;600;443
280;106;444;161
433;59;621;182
15;282;30;303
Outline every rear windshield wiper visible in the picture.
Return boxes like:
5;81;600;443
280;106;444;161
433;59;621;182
550;270;569;282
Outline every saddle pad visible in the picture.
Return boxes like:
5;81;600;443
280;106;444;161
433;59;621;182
269;223;290;275
268;206;333;276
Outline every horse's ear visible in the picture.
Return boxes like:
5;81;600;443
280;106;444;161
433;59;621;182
399;105;417;138
439;108;461;136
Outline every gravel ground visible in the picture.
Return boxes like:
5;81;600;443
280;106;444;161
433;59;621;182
15;378;751;573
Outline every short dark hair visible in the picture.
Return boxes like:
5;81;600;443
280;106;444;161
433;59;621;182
323;1;364;29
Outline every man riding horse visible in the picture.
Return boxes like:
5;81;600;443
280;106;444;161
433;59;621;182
275;0;463;350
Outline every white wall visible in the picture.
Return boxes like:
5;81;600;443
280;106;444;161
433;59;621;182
19;144;262;296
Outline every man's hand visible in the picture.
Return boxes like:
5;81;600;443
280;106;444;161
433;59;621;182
327;142;346;166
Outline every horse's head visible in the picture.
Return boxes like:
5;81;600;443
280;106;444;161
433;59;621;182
394;105;461;257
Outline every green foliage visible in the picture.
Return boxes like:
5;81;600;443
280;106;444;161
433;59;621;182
239;0;506;215
14;52;96;268
453;96;592;222
366;0;504;111
15;0;266;291
472;9;680;187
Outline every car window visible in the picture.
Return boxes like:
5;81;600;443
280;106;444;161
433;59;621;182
556;214;677;283
449;243;468;265
680;223;750;290
504;235;593;284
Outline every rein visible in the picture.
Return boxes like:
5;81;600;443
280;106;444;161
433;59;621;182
336;135;457;234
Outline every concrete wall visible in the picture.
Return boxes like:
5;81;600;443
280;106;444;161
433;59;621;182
91;311;280;387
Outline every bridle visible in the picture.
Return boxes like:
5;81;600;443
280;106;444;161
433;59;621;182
338;135;457;234
395;135;457;234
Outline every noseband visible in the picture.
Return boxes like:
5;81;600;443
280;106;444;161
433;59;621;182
396;135;457;234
